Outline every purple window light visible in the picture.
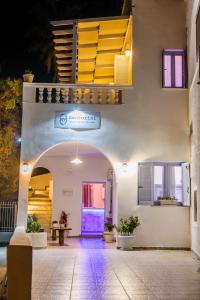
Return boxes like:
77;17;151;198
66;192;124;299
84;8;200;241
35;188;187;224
163;49;186;88
164;55;172;87
175;55;183;87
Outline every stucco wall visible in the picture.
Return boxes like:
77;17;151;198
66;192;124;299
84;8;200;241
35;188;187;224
187;0;200;256
18;0;190;247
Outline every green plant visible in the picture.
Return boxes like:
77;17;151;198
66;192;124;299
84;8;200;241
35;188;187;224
115;216;140;236
158;196;177;201
104;222;114;232
27;215;41;233
59;211;69;225
0;79;22;200
24;69;33;74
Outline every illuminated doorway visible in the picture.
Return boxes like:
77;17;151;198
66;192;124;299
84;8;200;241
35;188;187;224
81;182;106;236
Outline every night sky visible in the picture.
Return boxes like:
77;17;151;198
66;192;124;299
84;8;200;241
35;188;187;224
0;0;124;82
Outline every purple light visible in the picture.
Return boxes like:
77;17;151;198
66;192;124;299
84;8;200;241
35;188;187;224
82;208;104;235
163;49;186;88
164;55;172;87
175;55;183;87
82;208;104;212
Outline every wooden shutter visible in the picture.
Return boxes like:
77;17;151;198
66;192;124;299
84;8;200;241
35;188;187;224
165;164;176;198
138;163;154;205
182;162;190;206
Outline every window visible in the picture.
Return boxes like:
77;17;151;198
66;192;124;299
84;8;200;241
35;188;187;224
162;49;186;88
196;7;200;59
138;162;190;206
194;189;198;222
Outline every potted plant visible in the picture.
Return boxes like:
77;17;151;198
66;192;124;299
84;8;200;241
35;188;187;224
104;221;114;243
26;215;47;248
59;211;69;228
23;69;34;83
115;216;140;250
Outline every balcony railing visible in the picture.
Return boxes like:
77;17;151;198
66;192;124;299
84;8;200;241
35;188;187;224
29;83;124;105
0;201;18;233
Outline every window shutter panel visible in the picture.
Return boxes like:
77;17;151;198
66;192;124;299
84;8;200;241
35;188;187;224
163;53;172;87
138;163;154;205
166;165;175;198
196;8;200;59
182;162;190;206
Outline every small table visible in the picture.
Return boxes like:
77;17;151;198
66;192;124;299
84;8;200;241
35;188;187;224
50;227;72;246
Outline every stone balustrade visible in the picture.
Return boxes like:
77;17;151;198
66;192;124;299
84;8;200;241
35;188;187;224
23;83;124;105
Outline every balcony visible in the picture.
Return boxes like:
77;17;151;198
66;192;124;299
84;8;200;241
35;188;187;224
24;83;125;105
51;16;133;86
23;15;133;105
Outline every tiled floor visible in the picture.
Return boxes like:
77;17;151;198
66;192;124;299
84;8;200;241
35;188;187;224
0;247;6;282
32;238;200;300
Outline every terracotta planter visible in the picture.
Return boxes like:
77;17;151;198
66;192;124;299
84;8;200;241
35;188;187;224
104;231;114;243
23;73;34;83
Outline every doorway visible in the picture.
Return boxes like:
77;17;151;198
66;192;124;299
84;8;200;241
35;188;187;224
28;167;53;233
81;182;106;236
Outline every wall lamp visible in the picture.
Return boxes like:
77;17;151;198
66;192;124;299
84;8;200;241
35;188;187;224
117;161;137;177
22;162;29;173
122;162;129;174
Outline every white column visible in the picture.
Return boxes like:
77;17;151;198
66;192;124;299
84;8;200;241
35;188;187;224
55;88;60;103
47;88;52;103
38;88;44;103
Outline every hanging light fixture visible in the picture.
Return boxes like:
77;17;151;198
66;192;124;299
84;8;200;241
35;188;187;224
71;143;83;165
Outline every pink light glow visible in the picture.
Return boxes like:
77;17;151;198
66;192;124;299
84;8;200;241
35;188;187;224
82;183;105;235
164;55;172;87
175;55;183;87
82;183;105;208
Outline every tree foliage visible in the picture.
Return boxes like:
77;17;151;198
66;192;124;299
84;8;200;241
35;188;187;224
0;79;22;200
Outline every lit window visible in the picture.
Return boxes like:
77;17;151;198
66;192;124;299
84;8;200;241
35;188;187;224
154;166;164;201
138;162;190;206
163;49;186;88
196;8;200;59
174;166;182;203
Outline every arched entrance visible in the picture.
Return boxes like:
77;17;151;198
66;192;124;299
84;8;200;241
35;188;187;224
30;142;116;237
28;167;52;233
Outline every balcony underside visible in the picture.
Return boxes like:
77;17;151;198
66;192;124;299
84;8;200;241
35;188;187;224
51;15;132;86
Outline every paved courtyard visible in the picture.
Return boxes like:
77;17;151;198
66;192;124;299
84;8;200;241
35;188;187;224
32;238;200;300
0;247;6;282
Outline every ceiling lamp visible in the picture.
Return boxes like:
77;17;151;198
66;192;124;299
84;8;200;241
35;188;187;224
71;157;83;165
71;143;83;165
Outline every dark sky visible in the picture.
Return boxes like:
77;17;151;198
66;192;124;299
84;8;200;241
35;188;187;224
0;0;124;82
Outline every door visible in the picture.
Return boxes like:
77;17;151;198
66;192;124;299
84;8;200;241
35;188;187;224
81;182;105;235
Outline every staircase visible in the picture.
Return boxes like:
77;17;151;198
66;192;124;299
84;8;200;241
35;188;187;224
28;189;52;233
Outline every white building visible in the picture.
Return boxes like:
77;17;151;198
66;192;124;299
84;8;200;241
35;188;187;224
16;0;200;254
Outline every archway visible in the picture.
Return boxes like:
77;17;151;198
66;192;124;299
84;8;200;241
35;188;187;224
31;142;116;237
28;167;53;233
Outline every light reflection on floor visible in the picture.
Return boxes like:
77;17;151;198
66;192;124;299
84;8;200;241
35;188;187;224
32;238;200;300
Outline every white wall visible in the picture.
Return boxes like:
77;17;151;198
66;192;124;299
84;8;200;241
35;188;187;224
35;156;111;236
17;0;190;248
187;0;200;256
